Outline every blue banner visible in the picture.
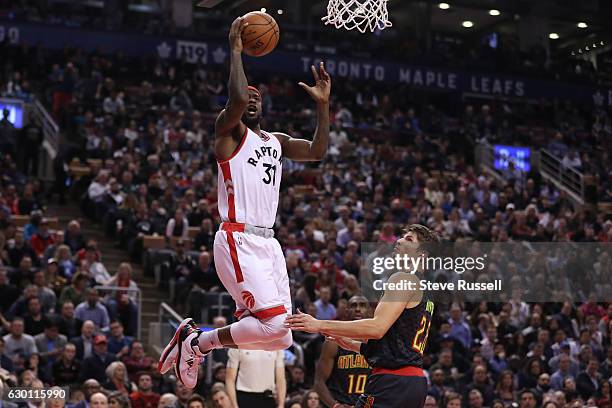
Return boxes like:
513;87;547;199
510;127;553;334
3;20;612;107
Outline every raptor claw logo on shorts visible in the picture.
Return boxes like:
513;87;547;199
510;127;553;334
364;396;375;408
241;291;255;309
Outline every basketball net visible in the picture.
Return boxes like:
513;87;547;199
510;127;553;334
322;0;392;33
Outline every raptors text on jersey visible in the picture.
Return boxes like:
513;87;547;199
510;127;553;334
217;128;283;229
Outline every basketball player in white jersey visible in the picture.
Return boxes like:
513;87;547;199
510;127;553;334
158;16;331;388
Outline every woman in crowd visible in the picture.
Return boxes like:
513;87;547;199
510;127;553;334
59;271;88;307
45;258;68;297
300;390;321;408
104;361;135;396
54;244;76;279
493;370;516;406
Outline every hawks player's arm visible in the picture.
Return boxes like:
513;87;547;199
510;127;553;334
286;272;422;339
273;62;331;162
215;17;248;160
314;341;343;408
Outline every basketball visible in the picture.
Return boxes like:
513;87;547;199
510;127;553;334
241;11;279;57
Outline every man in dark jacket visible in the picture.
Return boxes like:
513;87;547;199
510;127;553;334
79;334;117;382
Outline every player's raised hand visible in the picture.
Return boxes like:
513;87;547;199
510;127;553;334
229;16;248;53
285;309;322;333
299;61;331;104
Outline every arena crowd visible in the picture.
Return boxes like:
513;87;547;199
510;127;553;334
0;9;611;408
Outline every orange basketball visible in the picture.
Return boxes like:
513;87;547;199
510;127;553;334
241;11;279;57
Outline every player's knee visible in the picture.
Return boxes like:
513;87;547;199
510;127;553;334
278;329;293;348
261;313;291;340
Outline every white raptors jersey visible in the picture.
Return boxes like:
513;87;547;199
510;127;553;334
217;127;282;229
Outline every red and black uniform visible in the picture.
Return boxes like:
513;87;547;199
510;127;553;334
356;299;434;408
327;347;371;406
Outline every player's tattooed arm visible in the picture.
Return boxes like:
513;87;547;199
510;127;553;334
314;341;341;408
273;62;331;161
215;17;249;141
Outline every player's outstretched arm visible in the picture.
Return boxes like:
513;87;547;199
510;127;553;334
215;17;249;146
286;273;422;339
274;62;331;161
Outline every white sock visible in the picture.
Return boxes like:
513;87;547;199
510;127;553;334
195;329;222;354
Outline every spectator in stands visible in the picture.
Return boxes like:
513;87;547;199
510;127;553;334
551;353;574;390
449;304;473;351
165;208;189;240
108;392;131;408
84;245;111;285
595;379;611;407
129;372;160;408
70;379;103;408
493;370;517;404
35;317;67;366
189;250;219;292
57;301;78;339
314;286;336;320
30;219;55;258
7;284;37;319
45;258;67;296
158;394;178;408
107;320;132;359
122;341;155;383
0;268;20;314
3;317;36;359
169;239;196;306
576;358;601;400
0;108;16;156
23;297;46;336
10;256;35;290
79;334;117;382
518;389;538;408
193;218;215;251
32;269;57;313
88;172;110;205
463;364;495;405
89;392;109;408
103;361;134;395
210;388;232;408
64;220;86;253
185;395;206;408
300;390;321;408
54;245;76;280
75;288;110;332
7;230;36;268
23;211;43;242
104;263;138;335
70;319;96;360
0;337;15;371
175;382;195;408
52;343;81;386
562;150;582;169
